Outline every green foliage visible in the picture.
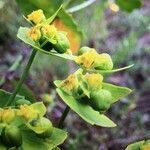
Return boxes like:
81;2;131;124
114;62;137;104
0;89;23;107
102;83;132;104
12;81;35;102
21;127;67;150
0;102;68;149
17;27;75;60
55;87;116;127
16;0;63;17
116;0;142;12
125;139;150;150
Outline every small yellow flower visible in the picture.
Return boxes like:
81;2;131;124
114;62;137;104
27;9;46;24
2;108;16;124
94;53;113;70
41;24;57;38
75;49;98;69
109;3;119;12
27;27;41;41
61;74;78;91
85;73;103;90
17;105;37;121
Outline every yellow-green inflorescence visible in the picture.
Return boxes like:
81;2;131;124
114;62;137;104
26;9;70;54
75;47;113;70
60;69;112;112
0;102;54;148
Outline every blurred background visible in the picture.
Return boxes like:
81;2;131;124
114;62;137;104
0;0;150;149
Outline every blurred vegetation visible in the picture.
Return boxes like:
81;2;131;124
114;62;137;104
0;0;149;149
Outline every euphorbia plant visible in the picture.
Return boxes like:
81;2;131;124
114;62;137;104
0;5;134;150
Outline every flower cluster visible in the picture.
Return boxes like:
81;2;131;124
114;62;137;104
0;102;53;149
60;70;112;112
27;9;70;54
75;47;113;70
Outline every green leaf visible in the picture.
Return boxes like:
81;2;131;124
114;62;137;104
90;64;134;74
102;83;132;104
116;0;142;12
30;102;47;117
21;127;67;150
125;140;145;150
56;88;116;127
11;81;35;103
0;89;24;107
16;0;63;17
17;27;75;60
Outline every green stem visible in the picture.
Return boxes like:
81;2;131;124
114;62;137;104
58;106;70;128
67;0;97;13
5;49;37;106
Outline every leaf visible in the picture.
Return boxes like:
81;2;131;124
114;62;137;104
53;9;82;53
11;81;35;103
17;27;76;60
125;140;145;150
16;0;63;17
56;88;116;127
102;83;132;104
30;102;47;117
21;127;67;150
116;0;142;12
0;89;24;107
91;64;134;74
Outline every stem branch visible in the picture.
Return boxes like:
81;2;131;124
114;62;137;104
58;106;70;128
5;49;37;106
67;0;97;13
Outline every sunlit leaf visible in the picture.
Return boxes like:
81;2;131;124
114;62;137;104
21;127;67;150
30;102;47;117
17;27;76;60
102;83;132;104
125;140;145;150
56;87;116;127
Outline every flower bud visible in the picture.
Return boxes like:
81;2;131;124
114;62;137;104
41;24;57;38
28;117;53;138
53;32;70;53
1;125;22;148
77;47;93;56
85;73;103;90
27;9;46;24
94;53;113;70
27;27;41;42
75;50;98;69
90;89;112;112
17;105;37;121
2;108;15;124
61;74;78;92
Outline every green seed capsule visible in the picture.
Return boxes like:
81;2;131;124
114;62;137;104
53;32;70;54
29;117;53;138
2;125;22;148
90;89;112;112
16;99;31;106
77;47;93;56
